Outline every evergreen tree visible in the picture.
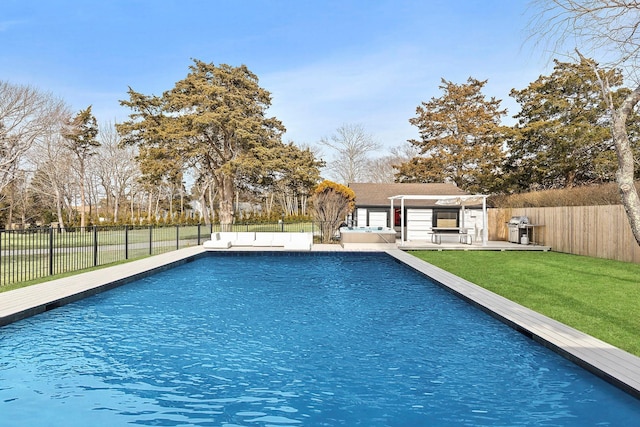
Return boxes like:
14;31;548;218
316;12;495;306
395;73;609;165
63;106;100;227
118;60;289;228
397;77;508;193
507;57;637;190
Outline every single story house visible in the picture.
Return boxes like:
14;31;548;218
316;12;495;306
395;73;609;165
348;182;488;245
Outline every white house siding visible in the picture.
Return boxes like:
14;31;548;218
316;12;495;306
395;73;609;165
356;208;367;226
407;209;433;241
368;211;388;228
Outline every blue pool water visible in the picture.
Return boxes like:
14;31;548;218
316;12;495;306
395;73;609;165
1;253;639;426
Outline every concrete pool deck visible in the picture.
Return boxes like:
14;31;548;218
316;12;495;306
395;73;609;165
1;244;639;399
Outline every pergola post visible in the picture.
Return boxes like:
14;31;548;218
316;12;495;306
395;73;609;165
482;196;488;247
388;194;488;246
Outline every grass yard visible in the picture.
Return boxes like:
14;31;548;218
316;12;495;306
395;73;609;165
410;251;640;357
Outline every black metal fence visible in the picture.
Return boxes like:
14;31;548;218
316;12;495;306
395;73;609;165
0;221;323;288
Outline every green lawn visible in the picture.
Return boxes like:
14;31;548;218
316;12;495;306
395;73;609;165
410;251;640;357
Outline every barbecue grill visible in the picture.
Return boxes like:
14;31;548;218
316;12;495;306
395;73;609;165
507;216;529;244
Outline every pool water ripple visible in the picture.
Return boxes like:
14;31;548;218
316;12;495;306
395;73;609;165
0;253;639;426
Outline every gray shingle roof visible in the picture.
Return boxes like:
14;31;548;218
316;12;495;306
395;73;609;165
349;182;468;207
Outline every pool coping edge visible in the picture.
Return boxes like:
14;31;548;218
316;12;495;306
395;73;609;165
385;249;640;400
0;246;208;327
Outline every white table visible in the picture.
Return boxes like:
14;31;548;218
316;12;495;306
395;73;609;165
431;227;471;244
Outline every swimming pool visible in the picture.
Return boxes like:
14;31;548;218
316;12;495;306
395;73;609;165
1;252;639;426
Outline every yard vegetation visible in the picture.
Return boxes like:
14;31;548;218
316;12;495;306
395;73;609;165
410;250;640;357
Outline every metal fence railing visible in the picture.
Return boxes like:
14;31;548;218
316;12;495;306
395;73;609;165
0;224;214;287
0;221;328;288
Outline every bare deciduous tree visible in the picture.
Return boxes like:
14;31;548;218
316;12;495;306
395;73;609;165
530;0;640;244
95;122;140;222
3;170;30;228
29;132;76;230
0;81;68;195
364;143;420;183
318;123;381;184
63;106;100;227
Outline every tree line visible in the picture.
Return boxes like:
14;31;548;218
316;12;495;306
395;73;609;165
322;57;640;196
0;62;325;230
1;55;639;230
392;57;640;194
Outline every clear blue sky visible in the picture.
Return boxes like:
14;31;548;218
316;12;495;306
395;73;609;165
1;0;548;154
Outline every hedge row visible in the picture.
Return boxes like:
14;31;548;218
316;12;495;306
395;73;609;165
489;182;639;208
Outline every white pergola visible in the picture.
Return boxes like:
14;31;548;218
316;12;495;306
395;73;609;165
389;194;489;246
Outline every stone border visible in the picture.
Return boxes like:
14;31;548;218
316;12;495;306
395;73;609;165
0;246;207;327
386;249;640;399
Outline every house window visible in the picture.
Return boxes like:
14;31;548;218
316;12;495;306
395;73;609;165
434;209;458;228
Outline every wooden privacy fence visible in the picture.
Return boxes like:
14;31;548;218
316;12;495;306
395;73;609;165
488;205;640;263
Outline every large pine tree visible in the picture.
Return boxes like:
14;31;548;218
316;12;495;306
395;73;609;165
507;57;637;190
117;60;287;227
397;77;508;193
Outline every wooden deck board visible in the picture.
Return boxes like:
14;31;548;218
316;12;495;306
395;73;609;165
399;239;552;251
